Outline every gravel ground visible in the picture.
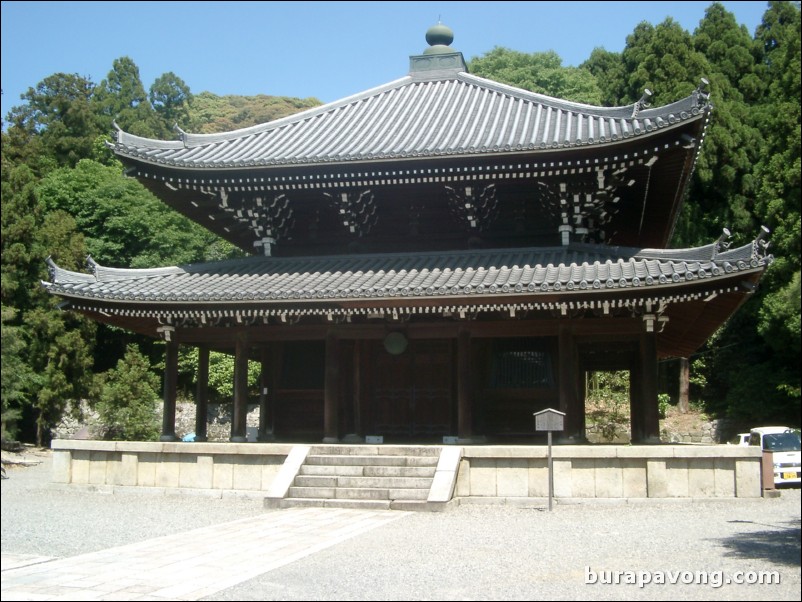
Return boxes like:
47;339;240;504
2;449;800;601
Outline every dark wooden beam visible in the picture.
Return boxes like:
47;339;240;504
194;346;209;442
638;330;660;442
558;325;583;441
323;331;340;443
160;339;179;442
457;328;472;441
258;345;276;441
230;333;249;442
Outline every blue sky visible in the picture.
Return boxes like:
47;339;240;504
1;1;769;123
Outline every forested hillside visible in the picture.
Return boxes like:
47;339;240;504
2;2;799;443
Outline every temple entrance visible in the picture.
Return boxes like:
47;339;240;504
367;339;453;441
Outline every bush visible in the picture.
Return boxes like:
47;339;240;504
92;344;160;441
658;393;671;419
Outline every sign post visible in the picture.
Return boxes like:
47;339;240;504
534;408;565;511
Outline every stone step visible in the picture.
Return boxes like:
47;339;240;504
333;487;430;501
305;454;438;467
299;464;436;478
294;475;339;488
295;474;432;489
289;486;336;498
337;476;432;489
279;498;392;511
288;486;430;501
363;465;436;478
308;445;442;457
299;464;365;477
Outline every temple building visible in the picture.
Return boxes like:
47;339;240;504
44;24;772;446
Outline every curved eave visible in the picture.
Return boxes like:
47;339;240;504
110;70;711;171
43;241;770;307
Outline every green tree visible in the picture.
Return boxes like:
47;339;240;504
187;92;321;133
94;57;161;137
469;47;603;104
93;344;161;441
23;305;95;446
179;347;260;402
675;3;766;248
149;71;193;136
1;159;43;310
1;306;32;440
622;19;710;104
581;48;627;106
35;159;223;268
3;73;101;172
694;2;800;424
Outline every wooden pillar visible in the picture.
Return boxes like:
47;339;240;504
258;345;276;441
160;338;179;442
352;340;363;438
629;366;643;442
639;331;660;442
457;328;473;442
323;331;340;443
558;326;582;441
678;357;690;413
230;334;249;442
194;346;209;442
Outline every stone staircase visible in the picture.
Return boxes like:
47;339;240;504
266;445;458;511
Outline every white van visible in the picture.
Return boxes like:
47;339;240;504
749;426;801;486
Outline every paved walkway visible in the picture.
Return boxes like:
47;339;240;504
0;507;407;601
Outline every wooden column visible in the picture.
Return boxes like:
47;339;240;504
457;328;473;441
230;334;249;442
160;338;179;442
258;345;276;441
638;330;660;442
352;340;363;438
678;357;690;413
194;346;209;442
629;367;643;442
323;331;340;443
558;326;582;441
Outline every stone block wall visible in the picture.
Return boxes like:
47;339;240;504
456;445;763;499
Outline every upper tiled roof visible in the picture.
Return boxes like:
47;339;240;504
44;240;769;306
111;68;711;170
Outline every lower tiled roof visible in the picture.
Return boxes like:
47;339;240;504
43;241;770;306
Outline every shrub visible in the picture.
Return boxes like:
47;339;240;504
92;344;160;440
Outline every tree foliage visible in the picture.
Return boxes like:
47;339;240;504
187;91;321;133
4;73;101;172
178;348;261;402
92;344;161;441
36;159;222;268
1;305;32;440
149;72;193;134
469;48;603;104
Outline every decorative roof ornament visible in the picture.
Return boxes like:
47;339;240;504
713;228;732;257
631;89;653;119
423;21;455;55
410;21;467;74
174;123;188;146
695;77;711;106
755;225;771;257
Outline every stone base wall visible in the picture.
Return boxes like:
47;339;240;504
51;441;763;499
455;445;762;499
51;440;292;494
